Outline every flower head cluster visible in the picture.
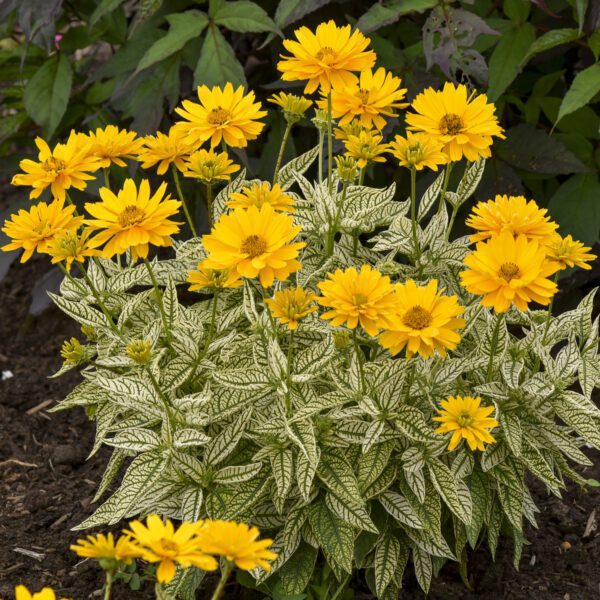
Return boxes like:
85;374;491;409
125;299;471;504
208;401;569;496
138;127;201;174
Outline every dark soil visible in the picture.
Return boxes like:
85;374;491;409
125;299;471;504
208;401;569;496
1;256;599;600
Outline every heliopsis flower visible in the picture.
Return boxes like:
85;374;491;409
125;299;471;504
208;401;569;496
406;83;504;162
196;520;277;571
269;92;312;123
174;83;266;148
1;199;82;262
14;585;71;600
388;131;448;171
317;264;400;336
126;515;218;583
433;395;498;451
278;20;376;94
344;130;389;168
202;204;305;287
126;339;153;364
334;118;370;141
460;231;558;313
11;132;101;201
187;263;242;291
46;228;98;270
265;287;318;330
227;182;295;212
182;149;239;185
545;233;596;271
138;127;201;175
85;125;144;168
466;195;558;243
70;532;141;565
60;338;86;364
84;179;182;261
321;67;407;129
378;279;465;359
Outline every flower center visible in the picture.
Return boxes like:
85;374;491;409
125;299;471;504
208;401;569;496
439;113;464;136
57;232;79;254
407;143;425;163
353;293;369;306
241;234;267;258
498;262;520;282
357;88;370;104
316;46;336;64
402;305;432;330
159;538;179;555
118;205;145;228
207;107;231;126
41;157;67;173
457;411;474;427
32;220;52;237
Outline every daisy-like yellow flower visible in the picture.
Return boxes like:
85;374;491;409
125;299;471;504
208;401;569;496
11;132;101;202
126;515;218;583
379;279;465;359
182;149;239;185
388;131;448;171
187;263;243;292
433;395;498;451
85;125;144;168
174;83;266;148
14;585;71;600
269;92;312;123
2;199;82;262
46;228;98;270
278;20;376;94
70;532;141;565
460;231;558;313
317;264;400;336
265;287;318;330
545;233;596;271
334;118;370;141
227;182;295;212
321;67;407;129
196;520;277;571
466;195;558;243
406;82;505;162
84;179;182;261
138;127;201;175
343;130;388;169
202;204;305;287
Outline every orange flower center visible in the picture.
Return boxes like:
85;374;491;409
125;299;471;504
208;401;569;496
118;205;145;228
498;262;520;282
402;305;432;330
41;157;67;173
316;46;336;64
241;234;267;258
439;113;464;135
207;107;231;126
457;411;474;427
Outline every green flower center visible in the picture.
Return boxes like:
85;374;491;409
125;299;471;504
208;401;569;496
457;410;474;427
439;113;464;136
406;143;425;164
402;305;432;330
353;293;369;306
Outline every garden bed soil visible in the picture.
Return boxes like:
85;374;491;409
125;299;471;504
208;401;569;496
1;257;600;599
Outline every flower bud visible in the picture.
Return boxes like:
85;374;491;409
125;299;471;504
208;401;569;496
126;339;152;365
61;338;86;364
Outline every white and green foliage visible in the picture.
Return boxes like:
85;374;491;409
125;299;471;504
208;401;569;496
51;155;600;598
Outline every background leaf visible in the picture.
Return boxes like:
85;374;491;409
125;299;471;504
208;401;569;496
194;24;246;87
556;64;600;125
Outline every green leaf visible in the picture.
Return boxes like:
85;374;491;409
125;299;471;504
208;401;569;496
325;492;378;533
412;546;433;594
278;543;318;595
90;0;123;26
374;534;401;596
194;24;246;87
296;450;318;502
427;459;472;525
274;0;331;28
500;412;522;456
308;501;354;573
213;1;277;33
214;462;263;484
270;448;294;502
556;64;600;125
521;28;581;66
378;490;423;529
277;146;319;191
23;54;72;137
317;449;364;506
356;0;438;33
203;412;249;465
395;405;437;442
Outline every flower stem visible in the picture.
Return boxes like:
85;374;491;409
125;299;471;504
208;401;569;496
145;364;175;443
358;167;365;186
172;164;197;237
327;91;333;195
104;571;113;600
273;121;293;183
486;313;503;380
203;289;220;352
446;204;459;242
205;183;214;229
318;128;324;186
285;329;295;414
143;257;173;348
352;329;366;394
103;167;111;190
325;182;348;256
210;562;233;600
410;166;420;262
438;162;453;213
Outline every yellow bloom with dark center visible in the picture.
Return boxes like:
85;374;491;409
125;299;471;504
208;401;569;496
138;127;201;175
433;395;498;451
278;20;376;94
545;233;596;271
265;287;318;330
46;228;98;270
14;585;71;600
317;264;399;336
202;205;305;287
388;131;448;171
11;132;101;202
344;130;388;168
174;83;266;148
85;125;144;168
2;199;82;262
379;279;465;359
460;231;558;313
227;182;295;212
334;118;370;141
126;339;152;364
466;195;558;243
406;83;505;162
269;92;312;123
84;179;182;261
183;149;239;185
126;515;218;583
187;262;243;291
70;533;141;565
195;520;277;571
321;67;407;129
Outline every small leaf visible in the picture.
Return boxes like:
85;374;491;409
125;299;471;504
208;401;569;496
274;0;331;28
556;64;600;125
521;28;581;66
90;0;124;26
194;25;246;87
357;0;438;33
212;1;278;33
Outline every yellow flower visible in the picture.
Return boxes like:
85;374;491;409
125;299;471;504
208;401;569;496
321;67;407;129
202;204;305;287
60;338;86;364
406;83;505;162
196;520;277;571
265;287;318;330
227;182;295;212
187;263;243;291
84;179;182;261
70;532;141;565
278;20;376;94
378;279;465;359
46;228;98;270
11;132;101;201
126;515;218;583
334;118;370;141
388;131;448;171
1;199;82;262
14;585;71;600
343;130;388;168
126;339;153;364
138;127;201;175
269;92;312;123
85;125;144;168
545;233;596;271
174;83;266;148
460;231;558;313
433;395;498;451
466;195;558;243
182;149;239;185
317;264;399;336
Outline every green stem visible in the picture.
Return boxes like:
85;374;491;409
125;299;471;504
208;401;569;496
204;289;220;352
210;562;233;600
104;571;113;600
143;258;173;347
318;129;324;186
541;272;560;345
327;91;333;195
352;229;359;257
446;204;459;242
103;167;111;190
205;183;214;229
57;261;87;295
486;314;503;380
582;336;600;355
352;329;366;394
325;182;348;256
221;139;228;155
285;329;295;415
273;121;293;183
358;167;365;186
438;162;453;213
410;166;420;262
172;164;197;237
145;365;175;443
